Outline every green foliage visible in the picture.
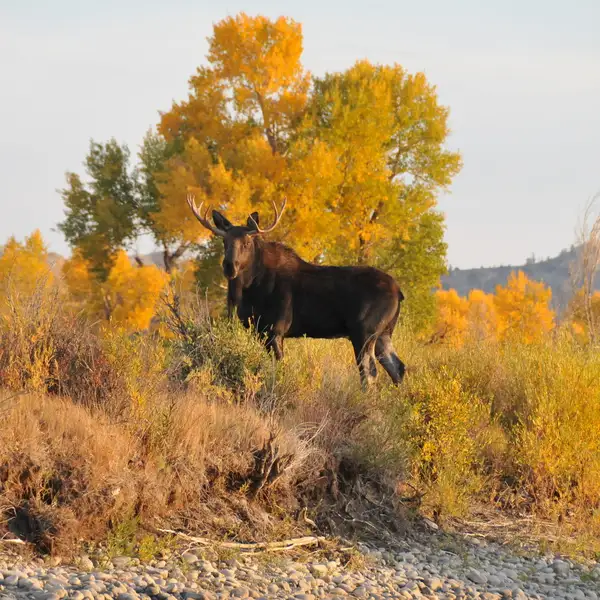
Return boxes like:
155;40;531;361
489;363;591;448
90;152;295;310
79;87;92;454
59;14;462;333
193;237;227;305
106;514;139;558
58;140;138;280
385;210;448;330
170;310;271;398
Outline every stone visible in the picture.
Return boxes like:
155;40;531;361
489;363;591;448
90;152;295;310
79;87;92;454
466;568;488;585
311;565;328;577
331;588;348;596
425;577;444;591
502;569;519;581
112;557;132;569
552;560;570;576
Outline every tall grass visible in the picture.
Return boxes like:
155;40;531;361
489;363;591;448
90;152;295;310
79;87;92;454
2;281;600;555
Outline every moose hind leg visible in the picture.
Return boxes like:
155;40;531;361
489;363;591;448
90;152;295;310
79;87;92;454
351;334;377;391
375;334;405;385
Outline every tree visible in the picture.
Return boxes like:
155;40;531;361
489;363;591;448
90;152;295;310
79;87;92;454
58;13;462;328
105;251;170;331
494;271;554;343
567;289;600;343
137;131;192;273
58;140;138;281
0;230;54;304
433;289;469;347
570;191;600;344
62;250;169;331
306;62;460;263
155;15;461;324
466;289;498;342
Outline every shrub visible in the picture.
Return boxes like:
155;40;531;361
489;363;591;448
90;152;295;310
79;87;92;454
165;298;272;399
0;280;60;392
403;366;490;518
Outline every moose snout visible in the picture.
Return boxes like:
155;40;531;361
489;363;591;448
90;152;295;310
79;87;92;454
223;259;238;279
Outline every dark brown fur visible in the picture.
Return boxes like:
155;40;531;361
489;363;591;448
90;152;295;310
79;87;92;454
210;209;406;389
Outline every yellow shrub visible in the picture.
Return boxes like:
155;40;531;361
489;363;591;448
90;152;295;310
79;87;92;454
405;367;490;518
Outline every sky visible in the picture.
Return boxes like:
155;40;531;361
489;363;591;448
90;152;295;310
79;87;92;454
1;0;599;269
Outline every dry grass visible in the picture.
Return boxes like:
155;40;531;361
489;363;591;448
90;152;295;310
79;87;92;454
0;387;325;556
2;282;600;558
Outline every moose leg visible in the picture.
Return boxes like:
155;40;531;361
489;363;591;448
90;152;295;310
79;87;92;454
375;334;406;385
227;278;242;319
351;334;377;391
265;334;284;360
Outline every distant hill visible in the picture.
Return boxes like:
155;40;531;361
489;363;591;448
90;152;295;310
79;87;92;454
442;246;582;311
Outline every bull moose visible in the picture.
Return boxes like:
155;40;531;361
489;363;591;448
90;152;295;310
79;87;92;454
187;194;406;388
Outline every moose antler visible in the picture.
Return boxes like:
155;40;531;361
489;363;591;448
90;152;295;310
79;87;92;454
186;193;227;237
248;198;287;234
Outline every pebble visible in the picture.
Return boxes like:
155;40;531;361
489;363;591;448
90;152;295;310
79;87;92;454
0;534;598;600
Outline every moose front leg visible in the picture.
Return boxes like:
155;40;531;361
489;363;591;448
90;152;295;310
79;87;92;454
265;333;284;360
262;293;290;361
227;278;242;319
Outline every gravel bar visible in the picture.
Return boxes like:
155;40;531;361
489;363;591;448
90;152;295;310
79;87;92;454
1;536;599;600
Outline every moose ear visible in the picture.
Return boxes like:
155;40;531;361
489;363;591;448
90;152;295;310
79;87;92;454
212;210;233;231
246;212;259;231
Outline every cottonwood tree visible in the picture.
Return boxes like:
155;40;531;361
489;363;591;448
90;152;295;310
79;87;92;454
62;249;169;330
494;271;554;343
155;14;461;326
0;230;54;305
59;13;462;327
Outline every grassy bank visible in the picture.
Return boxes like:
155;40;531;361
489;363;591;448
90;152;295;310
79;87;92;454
2;286;600;559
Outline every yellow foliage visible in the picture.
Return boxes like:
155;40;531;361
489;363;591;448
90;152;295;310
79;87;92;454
433;289;469;347
154;140;256;246
0;230;53;305
408;369;488;517
466;289;498;342
434;275;553;347
62;250;169;332
155;14;460;280
566;289;600;343
104;251;170;331
62;249;93;300
208;13;309;139
494;271;554;343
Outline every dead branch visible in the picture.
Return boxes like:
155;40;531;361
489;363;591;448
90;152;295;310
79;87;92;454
571;190;600;343
157;529;325;553
248;432;293;499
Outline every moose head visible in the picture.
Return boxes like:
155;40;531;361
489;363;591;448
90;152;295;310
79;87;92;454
187;194;287;280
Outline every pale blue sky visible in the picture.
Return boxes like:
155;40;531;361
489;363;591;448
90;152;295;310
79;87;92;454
1;0;599;268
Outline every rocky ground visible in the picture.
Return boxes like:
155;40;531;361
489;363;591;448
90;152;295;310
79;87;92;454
1;533;599;600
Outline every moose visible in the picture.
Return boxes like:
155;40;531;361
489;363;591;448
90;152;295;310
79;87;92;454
187;194;406;388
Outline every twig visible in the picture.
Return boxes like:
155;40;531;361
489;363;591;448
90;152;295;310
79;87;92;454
0;538;26;545
157;529;325;552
